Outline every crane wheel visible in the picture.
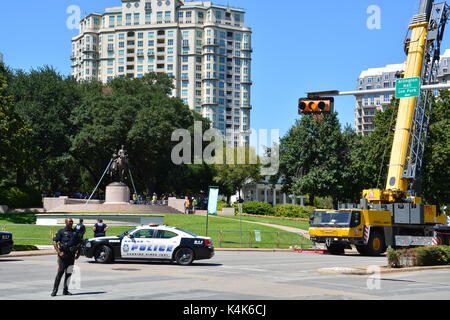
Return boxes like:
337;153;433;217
326;244;346;255
364;231;387;256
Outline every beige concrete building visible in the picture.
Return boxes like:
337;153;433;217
71;0;253;147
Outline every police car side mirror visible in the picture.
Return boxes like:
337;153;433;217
128;234;134;238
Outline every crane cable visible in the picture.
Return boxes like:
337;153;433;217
376;101;398;189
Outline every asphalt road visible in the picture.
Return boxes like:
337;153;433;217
1;251;450;300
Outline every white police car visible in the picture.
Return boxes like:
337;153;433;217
82;224;214;265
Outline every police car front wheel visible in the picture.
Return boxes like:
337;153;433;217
94;245;114;264
174;248;194;265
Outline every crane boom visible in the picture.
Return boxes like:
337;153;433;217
385;0;432;196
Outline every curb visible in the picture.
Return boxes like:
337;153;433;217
2;250;55;258
3;248;293;258
318;265;450;275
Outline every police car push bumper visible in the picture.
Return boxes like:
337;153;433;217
82;225;214;265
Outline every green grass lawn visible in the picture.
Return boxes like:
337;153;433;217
219;214;310;231
0;213;312;249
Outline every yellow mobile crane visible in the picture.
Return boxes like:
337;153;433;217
307;0;450;255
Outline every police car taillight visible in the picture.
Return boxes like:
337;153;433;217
204;239;212;246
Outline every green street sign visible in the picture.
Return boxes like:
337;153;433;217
395;77;421;98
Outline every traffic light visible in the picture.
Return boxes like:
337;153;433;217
298;97;334;115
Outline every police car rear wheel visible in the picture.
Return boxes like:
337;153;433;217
175;248;194;265
94;245;114;264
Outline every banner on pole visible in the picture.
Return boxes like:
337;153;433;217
207;187;219;216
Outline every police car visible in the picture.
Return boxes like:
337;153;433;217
82;224;214;265
0;232;13;255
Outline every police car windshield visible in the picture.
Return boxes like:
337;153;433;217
175;228;197;237
123;228;137;236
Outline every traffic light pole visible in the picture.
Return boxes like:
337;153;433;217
307;82;450;98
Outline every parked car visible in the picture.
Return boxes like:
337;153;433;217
0;232;13;255
82;224;214;265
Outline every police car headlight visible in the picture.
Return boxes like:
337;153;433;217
86;242;92;248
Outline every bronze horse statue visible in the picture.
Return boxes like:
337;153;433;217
109;146;129;182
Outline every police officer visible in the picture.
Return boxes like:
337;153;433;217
93;219;108;238
51;218;82;297
75;219;86;239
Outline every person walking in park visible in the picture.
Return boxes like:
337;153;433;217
184;196;191;214
51;218;82;296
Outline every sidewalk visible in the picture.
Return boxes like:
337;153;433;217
199;213;311;239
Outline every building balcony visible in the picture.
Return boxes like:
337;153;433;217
82;47;96;53
202;100;219;106
202;74;219;80
203;39;219;47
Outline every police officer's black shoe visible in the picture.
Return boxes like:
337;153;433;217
63;290;73;296
51;291;57;297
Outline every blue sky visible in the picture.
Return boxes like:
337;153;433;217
1;0;447;138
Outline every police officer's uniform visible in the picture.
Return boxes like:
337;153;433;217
75;222;86;238
93;222;107;238
51;227;82;296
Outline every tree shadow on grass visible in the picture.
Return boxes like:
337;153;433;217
1;213;37;224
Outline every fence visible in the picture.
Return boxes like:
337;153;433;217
1;224;312;249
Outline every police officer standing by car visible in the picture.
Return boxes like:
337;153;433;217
75;219;86;239
51;218;82;297
93;219;108;238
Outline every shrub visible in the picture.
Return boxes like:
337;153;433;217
217;200;230;211
415;246;449;266
241;201;274;216
387;249;401;268
274;204;315;219
0;186;42;209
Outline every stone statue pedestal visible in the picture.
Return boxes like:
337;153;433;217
105;182;130;204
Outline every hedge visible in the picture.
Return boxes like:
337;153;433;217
274;204;315;219
240;201;275;216
217;200;230;211
0;186;42;209
388;246;450;268
234;201;316;218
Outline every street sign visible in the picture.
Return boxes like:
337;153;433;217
395;77;421;98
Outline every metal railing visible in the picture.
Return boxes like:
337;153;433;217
1;224;312;249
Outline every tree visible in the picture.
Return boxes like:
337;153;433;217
422;90;450;206
8;66;81;191
0;63;33;187
350;99;399;193
279;113;355;208
70;73;212;196
213;147;262;203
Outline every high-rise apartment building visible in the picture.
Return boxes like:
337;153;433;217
355;64;404;136
71;0;253;146
356;49;450;136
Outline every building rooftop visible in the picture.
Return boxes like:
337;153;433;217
359;64;404;79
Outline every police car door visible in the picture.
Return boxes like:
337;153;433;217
121;229;155;259
153;229;181;259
